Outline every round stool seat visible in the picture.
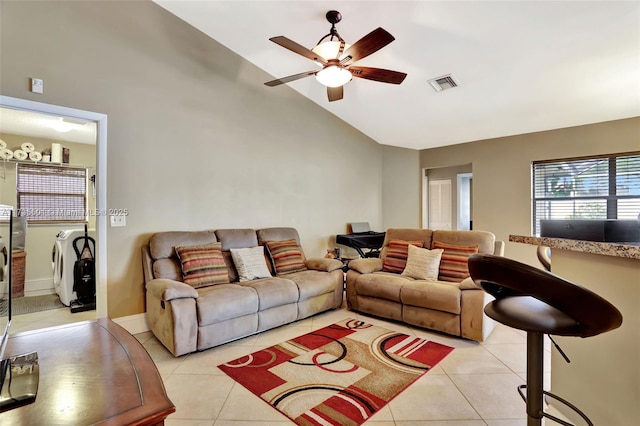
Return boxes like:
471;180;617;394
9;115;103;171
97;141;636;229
485;296;581;335
469;254;622;426
468;254;622;338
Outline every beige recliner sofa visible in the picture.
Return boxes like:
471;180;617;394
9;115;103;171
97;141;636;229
346;229;505;342
142;227;344;356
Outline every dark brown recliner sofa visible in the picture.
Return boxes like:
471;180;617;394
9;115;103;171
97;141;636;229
142;227;344;356
345;229;505;341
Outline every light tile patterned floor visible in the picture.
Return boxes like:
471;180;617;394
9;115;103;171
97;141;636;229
14;305;570;425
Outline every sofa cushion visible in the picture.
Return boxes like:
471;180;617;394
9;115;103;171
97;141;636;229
257;227;303;250
401;281;461;315
230;246;272;282
380;229;433;259
401;245;444;280
240;277;298;310
214;228;258;250
355;273;411;302
432;241;479;282
152;258;182;281
265;239;307;275
284;270;340;301
431;230;495;255
382;239;424;273
196;284;259;326
150;230;217;260
175;242;230;288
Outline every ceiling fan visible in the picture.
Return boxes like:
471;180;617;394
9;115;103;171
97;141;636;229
264;10;407;102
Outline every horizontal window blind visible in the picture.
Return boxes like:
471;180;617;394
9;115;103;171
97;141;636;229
532;152;640;235
17;164;88;223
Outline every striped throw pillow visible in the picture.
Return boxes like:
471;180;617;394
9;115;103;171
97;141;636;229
265;239;307;275
382;239;424;273
175;242;229;288
432;241;479;282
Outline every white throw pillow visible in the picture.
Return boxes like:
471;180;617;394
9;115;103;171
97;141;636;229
401;245;444;280
230;246;272;282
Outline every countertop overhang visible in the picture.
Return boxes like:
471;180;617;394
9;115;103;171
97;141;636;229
509;235;640;260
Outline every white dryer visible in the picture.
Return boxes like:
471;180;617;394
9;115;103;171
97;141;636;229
52;228;96;306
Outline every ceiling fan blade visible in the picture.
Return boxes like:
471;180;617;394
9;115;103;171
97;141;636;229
327;86;344;102
269;36;327;65
340;27;395;66
348;66;407;84
264;70;317;87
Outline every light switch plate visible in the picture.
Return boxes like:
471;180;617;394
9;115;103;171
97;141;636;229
30;78;43;94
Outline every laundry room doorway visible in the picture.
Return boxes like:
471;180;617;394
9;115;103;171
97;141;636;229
0;96;107;330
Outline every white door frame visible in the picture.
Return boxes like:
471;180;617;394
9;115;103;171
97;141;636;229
0;95;108;318
421;168;428;229
457;172;473;230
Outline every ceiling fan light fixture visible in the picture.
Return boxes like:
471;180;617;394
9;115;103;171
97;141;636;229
311;40;351;61
315;65;352;87
264;10;405;101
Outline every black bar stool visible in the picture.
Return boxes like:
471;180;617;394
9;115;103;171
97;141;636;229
468;253;622;426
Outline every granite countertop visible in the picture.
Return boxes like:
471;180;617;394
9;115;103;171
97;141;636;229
509;235;640;260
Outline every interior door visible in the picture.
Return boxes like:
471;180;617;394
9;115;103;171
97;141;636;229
428;179;452;230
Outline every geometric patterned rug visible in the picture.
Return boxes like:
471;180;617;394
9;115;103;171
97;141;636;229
218;318;454;425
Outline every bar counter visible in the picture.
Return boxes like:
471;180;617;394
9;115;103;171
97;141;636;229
510;234;639;425
509;234;640;259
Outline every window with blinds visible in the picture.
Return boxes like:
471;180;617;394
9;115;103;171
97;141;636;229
17;163;88;223
532;152;640;235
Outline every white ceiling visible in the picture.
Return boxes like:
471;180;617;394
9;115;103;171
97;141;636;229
155;0;640;150
0;107;97;145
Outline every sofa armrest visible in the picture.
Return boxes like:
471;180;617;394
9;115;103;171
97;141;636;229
494;240;505;256
146;278;198;301
459;276;482;290
348;258;383;274
305;258;344;272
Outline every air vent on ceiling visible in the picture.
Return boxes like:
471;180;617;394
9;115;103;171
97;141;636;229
428;74;458;92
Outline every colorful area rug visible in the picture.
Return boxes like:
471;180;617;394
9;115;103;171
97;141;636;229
219;318;454;425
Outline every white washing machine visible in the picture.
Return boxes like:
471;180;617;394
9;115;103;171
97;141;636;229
52;229;96;306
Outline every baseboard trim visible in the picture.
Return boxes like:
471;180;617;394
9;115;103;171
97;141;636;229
24;278;55;297
112;313;149;335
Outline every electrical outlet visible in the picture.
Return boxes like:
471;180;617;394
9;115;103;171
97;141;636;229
110;215;126;227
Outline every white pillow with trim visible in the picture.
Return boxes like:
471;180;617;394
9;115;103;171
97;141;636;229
401;245;444;281
230;246;272;282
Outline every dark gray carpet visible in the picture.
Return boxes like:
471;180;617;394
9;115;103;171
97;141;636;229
0;294;65;316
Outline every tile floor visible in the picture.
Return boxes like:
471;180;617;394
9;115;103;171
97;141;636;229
15;305;569;426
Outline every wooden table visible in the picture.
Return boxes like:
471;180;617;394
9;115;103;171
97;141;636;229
2;318;175;425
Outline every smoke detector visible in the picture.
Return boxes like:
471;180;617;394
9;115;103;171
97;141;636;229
428;74;459;92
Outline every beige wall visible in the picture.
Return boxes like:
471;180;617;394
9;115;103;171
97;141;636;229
0;1;403;318
0;133;96;294
420;117;640;265
381;145;421;229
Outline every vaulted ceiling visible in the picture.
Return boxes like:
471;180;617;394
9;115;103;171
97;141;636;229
154;1;639;150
